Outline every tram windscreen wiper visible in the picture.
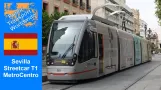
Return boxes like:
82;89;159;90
61;35;76;59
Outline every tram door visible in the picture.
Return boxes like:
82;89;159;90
98;34;104;74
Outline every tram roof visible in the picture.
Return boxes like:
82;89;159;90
58;14;116;26
58;14;93;20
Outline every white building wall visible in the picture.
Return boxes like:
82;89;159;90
140;19;147;39
159;40;161;49
91;0;134;32
91;0;105;18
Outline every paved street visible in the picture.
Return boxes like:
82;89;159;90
128;55;161;90
43;54;161;90
43;60;47;76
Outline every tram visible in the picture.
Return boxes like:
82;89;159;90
45;14;152;82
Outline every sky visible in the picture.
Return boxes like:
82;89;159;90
126;0;161;41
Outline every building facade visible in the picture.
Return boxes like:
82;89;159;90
91;0;134;33
139;19;147;39
150;32;159;52
132;9;140;35
159;40;161;49
43;0;91;15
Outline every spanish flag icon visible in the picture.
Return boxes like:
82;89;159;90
4;33;37;55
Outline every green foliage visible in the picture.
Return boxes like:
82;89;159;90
42;10;52;46
42;10;68;45
155;0;161;25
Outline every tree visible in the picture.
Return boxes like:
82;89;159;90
155;0;161;25
42;10;68;45
42;10;52;46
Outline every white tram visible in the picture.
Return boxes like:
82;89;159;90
45;15;152;82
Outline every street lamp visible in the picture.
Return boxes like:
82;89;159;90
108;10;125;16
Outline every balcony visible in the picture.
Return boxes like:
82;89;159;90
72;0;78;7
105;15;119;25
105;5;118;12
80;2;85;10
109;0;120;4
125;15;134;23
125;23;134;31
64;0;70;4
86;5;91;12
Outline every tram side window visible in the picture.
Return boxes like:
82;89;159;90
78;30;95;63
88;31;95;59
98;34;103;58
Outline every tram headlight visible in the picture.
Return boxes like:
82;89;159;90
46;54;50;65
46;62;49;65
46;60;55;65
68;59;75;66
73;53;77;62
46;60;51;65
51;62;54;65
67;53;77;66
71;62;74;65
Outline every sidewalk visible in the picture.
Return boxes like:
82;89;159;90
42;47;47;82
42;60;47;82
128;63;161;90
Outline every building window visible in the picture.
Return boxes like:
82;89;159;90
64;10;69;14
78;30;96;63
73;0;75;3
86;0;89;8
80;0;82;6
54;7;59;12
43;3;48;11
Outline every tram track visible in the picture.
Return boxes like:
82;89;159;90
61;62;161;90
55;62;161;90
60;61;161;90
123;62;161;90
60;85;76;90
43;81;77;90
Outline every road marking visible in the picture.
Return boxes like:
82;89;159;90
42;81;50;85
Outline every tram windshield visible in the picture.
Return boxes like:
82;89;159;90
49;21;84;58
